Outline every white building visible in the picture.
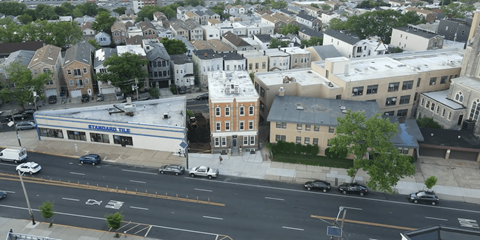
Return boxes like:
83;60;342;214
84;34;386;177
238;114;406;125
202;25;221;40
321;12;341;26
94;48;121;94
265;48;291;71
390;26;445;52
323;29;387;58
127;26;143;38
192;49;224;89
170;54;195;89
223;52;246;71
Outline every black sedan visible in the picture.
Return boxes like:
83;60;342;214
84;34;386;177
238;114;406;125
338;183;369;196
304;180;331;192
0;191;7;199
196;93;209;100
159;164;185;175
21;109;36;115
5;113;26;122
48;95;57;104
408;191;439;205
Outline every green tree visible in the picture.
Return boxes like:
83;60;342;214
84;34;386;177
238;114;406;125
88;39;101;50
92;11;116;34
75;2;98;17
311;3;319;8
72;8;83;18
162;7;177;19
54;6;72;16
269;38;288;48
249;72;254;83
35;4;58;20
44;21;82;47
416;117;442;128
271;1;287;9
321;4;331;11
390;47;404;53
425;176;438;190
39;201;55;225
441;2;475;18
0;62;50;110
135;5;162;22
17;14;33;25
328;109;415;193
327;18;347;30
97;7;109;14
96;52;149;94
113;6;127;15
279;23;299;35
60;2;75;12
210;3;229;19
309;37;323;46
0;2;28;16
160;38;187;55
184;0;204;6
105;212;124;231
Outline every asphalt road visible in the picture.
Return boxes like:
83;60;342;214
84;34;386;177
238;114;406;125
1;153;480;240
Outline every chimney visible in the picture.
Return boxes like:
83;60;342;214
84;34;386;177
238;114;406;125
204;52;208;58
263;50;266;55
278;87;285;96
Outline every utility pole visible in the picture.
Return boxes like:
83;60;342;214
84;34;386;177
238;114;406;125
18;170;35;225
32;91;38;111
135;78;139;101
10;109;21;147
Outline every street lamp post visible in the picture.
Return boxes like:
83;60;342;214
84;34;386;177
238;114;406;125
10;109;21;147
18;170;35;225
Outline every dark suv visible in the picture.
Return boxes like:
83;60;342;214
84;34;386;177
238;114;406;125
408;191;439;205
48;95;57;104
5;112;26;122
81;94;90;103
338;183;369;196
79;154;101;165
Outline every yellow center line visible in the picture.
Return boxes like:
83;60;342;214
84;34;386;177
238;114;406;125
311;215;417;231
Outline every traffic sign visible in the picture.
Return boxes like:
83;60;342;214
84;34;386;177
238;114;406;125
179;141;188;149
327;226;342;237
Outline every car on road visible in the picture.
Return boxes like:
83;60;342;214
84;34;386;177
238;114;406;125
115;92;124;100
408;191;439;205
5;112;26;122
96;94;104;101
338;183;368;196
21;109;36;116
304;180;331;192
189;166;219;179
79;154;101;165
48;95;57;104
16;162;41;174
81;94;90;102
0;191;6;199
196;93;209;100
159;164;185;175
16;121;36;130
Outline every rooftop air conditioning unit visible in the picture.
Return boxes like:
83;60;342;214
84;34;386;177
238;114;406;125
163;113;169;119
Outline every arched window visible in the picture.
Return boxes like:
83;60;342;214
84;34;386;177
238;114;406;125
455;92;464;103
470;99;480;121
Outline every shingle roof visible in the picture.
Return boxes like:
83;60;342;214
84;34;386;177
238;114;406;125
145;42;170;61
254;34;272;43
111;21;126;32
94;48;117;68
126;35;144;45
222;31;251;47
207;39;235;52
64;41;95;67
222;52;244;61
300;27;323;38
170;54;192;65
297;13;318;22
184;18;201;30
310;45;342;60
324;29;360;45
0;41;44;57
193;49;223;60
28;44;61;68
170;20;187;31
185;11;197;18
82;22;93;31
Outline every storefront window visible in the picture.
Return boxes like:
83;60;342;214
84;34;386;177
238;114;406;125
39;128;64;138
90;133;110;143
67;130;87;141
113;135;133;146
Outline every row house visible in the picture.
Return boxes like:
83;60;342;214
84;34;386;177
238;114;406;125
213;21;234;36
28;45;63;98
253;34;272;50
272;13;299;27
0;50;35;83
202;25;221;40
143;39;172;88
119;14;136;26
305;45;342;62
127;25;143;38
126;35;144;45
82;22;95;36
192;49;223;89
170;20;190;40
299;26;324;41
184;19;204;40
153;11;168;22
320;12;341;26
191;39;235;53
184;9;220;25
405;7;437;23
151;20;173;39
264;48;290;71
95;32;111;47
132;0;161;14
281;47;311;69
238;50;269;74
93;48;121;94
176;5;208;20
223;52;246;71
391;26;444;52
138;19;159;39
111;21;127;45
222;31;254;51
296;13;322;31
170;54;194;89
323;29;387;58
303;5;322;17
63;42;96;98
208;70;260;155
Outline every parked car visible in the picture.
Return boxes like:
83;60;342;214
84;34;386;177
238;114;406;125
16;121;36;130
5;112;26;122
178;87;186;94
16;162;41;174
159;164;185;175
338;183;369;196
115;92;124;100
189;166;219;179
81;94;90;103
304;180;331;192
0;191;6;199
79;154;101;165
21;109;36;115
196;93;209;100
408;191;439;205
48;95;57;104
96;94;104;101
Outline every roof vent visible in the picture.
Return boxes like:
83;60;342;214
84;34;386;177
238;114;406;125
296;106;304;110
340;106;346;110
163;113;170;119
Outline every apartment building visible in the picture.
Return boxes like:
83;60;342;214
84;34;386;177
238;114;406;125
238;50;269;74
222;31;254;51
132;0;161;14
264;48;290;71
390;26;444;52
208;70;260;155
143;40;171;88
323;29;387;58
281;47;311;69
28;45;63;98
63;42;96;98
170;54;194;89
192;49;223;89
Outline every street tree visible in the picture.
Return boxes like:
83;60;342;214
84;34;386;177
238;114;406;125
95;52;148;94
135;5;162;22
54;6;72;17
105;212;124;233
0;62;50;110
271;1;287;9
279;24;299;35
18;14;33;25
269;38;289;48
327;110;415;193
92;11;116;34
184;0;204;6
39;201;55;226
160;38;187;55
321;4;331;11
441;2;475;18
425;176;438;191
35;4;58;20
44;21;82;47
0;2;28;16
88;39;101;50
113;7;127;15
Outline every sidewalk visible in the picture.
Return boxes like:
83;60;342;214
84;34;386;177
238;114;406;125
0;217;156;240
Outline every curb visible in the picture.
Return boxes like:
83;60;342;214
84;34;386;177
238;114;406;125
0;146;78;159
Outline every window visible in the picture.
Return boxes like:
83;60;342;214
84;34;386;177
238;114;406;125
215;137;219;147
440;76;447;84
386;97;397;106
240;106;244;115
67;131;87;141
470;99;480;121
74;69;81;76
442;108;446;117
216;122;221;131
69;80;73;86
313;138;318;145
67;69;71;75
448;111;452;120
249;106;254;115
83;68;87;73
39;128;63;138
352;86;363;96
260;88;265;97
221;137;226;146
366;85;378;94
402;80;413;90
225;107;230;116
225;122;230;131
248;121;253;130
429;77;437;85
240;121;244;130
417;78;421;87
297;124;302;130
328;127;334;133
304;137;310;144
244;136;248;145
426;101;430;108
436;106;440;114
384;111;394;116
305;125;311;131
276;122;287;129
296;136;301;143
455;92;464;103
90;133;110;143
430;103;435;111
397;109;408;117
255;63;259;69
388;82;399;92
215;107;220;116
250;136;255;145
399;95;410;105
314;125;319;131
275;135;286;141
85;78;89;84
262;62;266;69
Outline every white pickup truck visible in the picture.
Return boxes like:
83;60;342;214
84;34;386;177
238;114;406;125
189;166;219;179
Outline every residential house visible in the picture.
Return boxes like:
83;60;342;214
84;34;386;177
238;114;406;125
225;5;238;15
208;70;260;154
127;25;143;38
111;21;127;45
261;15;286;34
93;48;120;94
281;47;311;69
264;48;290;71
138;19;159;39
323;29;387;58
405;7;437;23
0;50;35;84
305;45;342;62
238;50;269;74
95;32;112;47
320;12;341;26
257;23;274;35
438;18;472;43
390;26;444;52
192;49;223;88
253;34;272;50
63;42;96;98
132;0;161;14
170;20;190;40
389;0;404;7
223;52;246;71
27;45;63;98
116;44;149;88
231;22;247;36
173;36;194;56
170;54;194;89
126;35;144;45
242;37;261;51
191;39;235;53
299;26;324;41
296;13;322;31
143;39;172;88
153;11;168;22
184;18;204;40
303;5;322;16
287;5;303;14
202;25;221;40
272;13;300;32
82;22;95;36
59;16;72;22
222;31;254;51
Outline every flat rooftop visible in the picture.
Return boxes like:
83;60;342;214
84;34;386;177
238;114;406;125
35;97;186;128
265;48;290;57
208;71;259;100
280;46;310;54
238;50;267;58
391;49;464;72
422;90;465;110
256;68;337;87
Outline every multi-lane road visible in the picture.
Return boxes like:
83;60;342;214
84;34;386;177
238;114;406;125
1;152;480;240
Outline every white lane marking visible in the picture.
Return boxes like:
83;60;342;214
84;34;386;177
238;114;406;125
203;216;223;220
62;198;80;201
265;197;284;201
458;218;479;228
0;204;218;236
194;188;212;192
105;200;124;210
69;172;85;176
185;178;480;214
130;180;146;184
130;206;149;210
122;169;157;175
4;191;15;193
425;216;447;221
145;225;153;237
282;226;304;231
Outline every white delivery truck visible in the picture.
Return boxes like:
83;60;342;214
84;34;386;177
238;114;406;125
0;147;28;163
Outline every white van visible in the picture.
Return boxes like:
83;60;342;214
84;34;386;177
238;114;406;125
0;147;28;163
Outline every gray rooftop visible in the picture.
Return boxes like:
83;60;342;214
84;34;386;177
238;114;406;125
145;42;170;61
254;34;272;43
311;45;343;60
386;116;423;148
324;29;360;45
297;13;318;22
300;26;323;38
395;26;441;39
267;95;379;126
401;225;480;240
3;50;35;67
170;54;192;65
94;48;117;68
64;41;95;67
222;52;244;61
422;90;464;110
193;49;223;60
